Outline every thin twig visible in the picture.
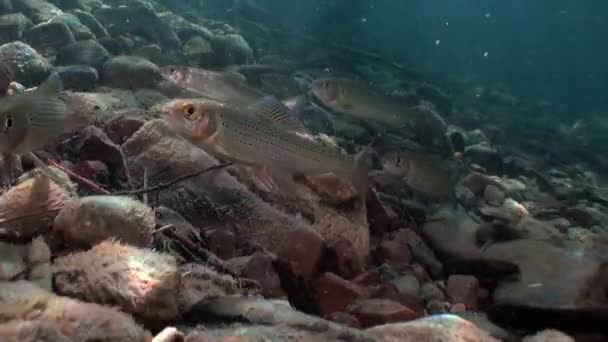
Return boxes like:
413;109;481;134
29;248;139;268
142;167;148;205
152;224;173;235
46;159;111;195
112;162;233;196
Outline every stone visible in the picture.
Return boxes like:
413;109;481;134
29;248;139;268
50;12;94;40
203;228;237;260
375;240;412;267
523;329;575;342
177;263;239;314
71;9;108;38
55;39;110;70
102;55;162;89
94;4;180;49
52;195;155;249
446;275;480;310
25;21;75;55
366;314;499;342
0;41;51;86
12;0;62;24
0;13;33;45
420;282;446;302
347;299;417;328
314;272;365;316
324;238;365;279
353;270;381;286
326;312;361;328
484;239;608;308
55;65;98;91
464;144;503;175
53;240;180;328
390;274;420;298
393;229;443;278
422;206;482;260
73;125;129;184
183;35;214;66
211;33;253;65
104;114;146;145
231;252;284;298
74;160;109;183
484;184;505;206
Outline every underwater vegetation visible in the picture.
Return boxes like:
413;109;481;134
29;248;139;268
0;0;607;341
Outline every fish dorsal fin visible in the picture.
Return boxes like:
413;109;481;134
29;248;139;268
248;95;308;134
36;73;63;96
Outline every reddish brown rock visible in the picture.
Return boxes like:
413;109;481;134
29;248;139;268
314;272;365;316
393;228;443;278
75;160;109;182
353;270;381;286
366;189;399;235
375;240;412;267
369;283;401;302
326;312;361;328
347;299;417;328
105;113;146;145
446;275;480;310
75;125;129;183
450;303;467;313
203;228;237;260
227;252;284;298
325;238;365;279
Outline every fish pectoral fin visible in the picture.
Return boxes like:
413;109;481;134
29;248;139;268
250;166;298;195
36;73;63;96
248;95;309;135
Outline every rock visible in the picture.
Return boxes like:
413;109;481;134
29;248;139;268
55;39;110;70
94;4;180;49
420;282;446;302
102;55;162;89
53;240;180;328
178;262;240;313
50;12;94;40
74;160;109;183
183;296;373;341
484;185;505;207
347;299;417;328
484;239;607;308
464;144;503;175
71;9;108;38
375;240;412;267
97;36;124;54
0;174;71;244
133;44;166;65
523;329;575;342
55;65;98;91
324;238;365;279
74;125;129;182
393;229;443;278
0;280;151;341
227;252;284;298
0;41;51;86
25;21;75;55
0;237;51;289
0;319;72;342
565;205;608;228
52;195;155;249
326;312;361;328
105;114;146;145
158;12;214;41
122;119;365;276
314;272;365;316
203;228;237;260
422;206;482;260
353;270;381;286
446;275;480;310
211;33;253;65
454;312;513;341
0;0;12;14
134;88;168;109
367;314;499;341
12;0;62;24
183;35;214;66
0;13;33;45
390;274;420;298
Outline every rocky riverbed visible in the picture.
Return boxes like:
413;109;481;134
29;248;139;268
0;0;607;341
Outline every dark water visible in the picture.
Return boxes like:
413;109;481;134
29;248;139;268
269;0;608;115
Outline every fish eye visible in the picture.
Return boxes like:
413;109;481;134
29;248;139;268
395;156;401;166
5;115;12;128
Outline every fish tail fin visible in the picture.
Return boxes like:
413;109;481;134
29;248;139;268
352;144;373;201
37;72;63;96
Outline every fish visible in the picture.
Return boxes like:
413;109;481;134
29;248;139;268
311;77;413;127
160;65;267;106
0;72;74;191
0;64;12;97
380;149;455;201
162;95;371;198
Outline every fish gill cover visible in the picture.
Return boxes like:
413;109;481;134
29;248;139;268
0;0;606;341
